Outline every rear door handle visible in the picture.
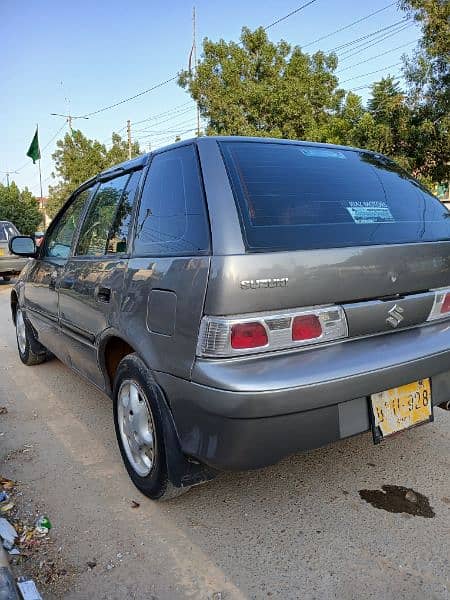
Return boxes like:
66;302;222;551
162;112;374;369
95;286;111;303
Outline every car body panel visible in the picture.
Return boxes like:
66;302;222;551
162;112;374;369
120;256;210;379
203;242;450;315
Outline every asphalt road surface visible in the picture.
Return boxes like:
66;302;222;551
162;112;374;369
0;280;449;600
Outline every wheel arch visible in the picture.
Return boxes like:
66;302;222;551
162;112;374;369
98;330;137;396
10;289;18;324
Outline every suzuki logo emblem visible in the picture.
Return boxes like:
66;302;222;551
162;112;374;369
386;304;404;328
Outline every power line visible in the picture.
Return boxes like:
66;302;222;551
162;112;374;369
40;123;67;152
77;75;179;118
329;18;409;53
264;0;319;30
349;74;405;92
302;2;396;48
131;101;193;126
336;39;418;73
66;3;322;121
337;22;414;58
133;113;197;135
340;61;403;84
132;107;195;132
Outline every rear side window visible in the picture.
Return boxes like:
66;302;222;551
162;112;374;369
134;144;210;257
76;174;129;256
107;170;142;254
220;141;450;251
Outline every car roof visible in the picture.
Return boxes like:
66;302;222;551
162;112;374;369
95;135;380;179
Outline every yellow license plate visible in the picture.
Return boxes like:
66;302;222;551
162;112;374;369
371;379;432;442
0;249;4;256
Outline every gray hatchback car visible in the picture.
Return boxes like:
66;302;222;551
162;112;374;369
9;136;450;500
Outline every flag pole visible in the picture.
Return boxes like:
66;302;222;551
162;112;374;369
38;159;43;200
36;123;44;227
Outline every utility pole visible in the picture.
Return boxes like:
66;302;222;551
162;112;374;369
127;120;132;160
1;171;18;188
50;113;88;133
193;6;200;137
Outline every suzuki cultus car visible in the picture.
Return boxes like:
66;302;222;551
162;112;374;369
9;137;450;499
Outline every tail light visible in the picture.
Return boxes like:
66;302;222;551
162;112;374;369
231;322;268;349
197;305;348;357
292;315;322;341
427;288;450;321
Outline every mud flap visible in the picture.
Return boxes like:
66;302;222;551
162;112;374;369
155;386;218;488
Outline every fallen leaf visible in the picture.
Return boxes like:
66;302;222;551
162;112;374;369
0;478;15;491
0;407;8;415
131;500;140;509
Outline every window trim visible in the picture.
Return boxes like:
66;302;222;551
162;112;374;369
130;142;211;258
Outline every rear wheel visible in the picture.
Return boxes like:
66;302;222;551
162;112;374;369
113;353;188;501
2;275;11;282
15;308;50;366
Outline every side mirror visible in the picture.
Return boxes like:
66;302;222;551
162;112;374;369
9;235;37;257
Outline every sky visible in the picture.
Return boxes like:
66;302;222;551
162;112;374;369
0;0;420;197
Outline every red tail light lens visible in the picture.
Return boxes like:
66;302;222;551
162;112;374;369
231;322;268;349
292;315;322;341
441;293;450;313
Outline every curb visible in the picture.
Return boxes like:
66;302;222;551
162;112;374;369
0;544;19;600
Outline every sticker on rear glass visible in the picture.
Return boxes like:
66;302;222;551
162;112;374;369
300;148;347;159
345;200;394;224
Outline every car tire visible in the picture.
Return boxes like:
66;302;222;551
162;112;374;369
2;276;11;282
113;353;188;501
15;308;50;366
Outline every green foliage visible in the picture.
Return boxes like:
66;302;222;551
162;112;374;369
178;18;448;186
47;130;140;218
179;27;344;141
398;0;450;182
0;182;42;235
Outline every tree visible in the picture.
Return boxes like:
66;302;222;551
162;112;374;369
0;182;42;235
47;130;140;218
398;0;450;182
178;27;344;141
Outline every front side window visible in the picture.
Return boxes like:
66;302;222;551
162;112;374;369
45;188;93;259
134;145;210;257
220;141;450;251
76;174;129;256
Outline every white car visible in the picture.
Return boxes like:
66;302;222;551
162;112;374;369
0;221;27;281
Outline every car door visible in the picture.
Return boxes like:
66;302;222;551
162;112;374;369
58;169;142;388
23;185;96;359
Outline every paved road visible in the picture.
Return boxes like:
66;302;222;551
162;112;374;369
0;281;449;600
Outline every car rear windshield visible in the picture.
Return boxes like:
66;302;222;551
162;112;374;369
219;141;450;251
0;222;19;242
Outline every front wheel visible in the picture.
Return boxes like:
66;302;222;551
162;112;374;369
15;308;50;366
113;353;188;501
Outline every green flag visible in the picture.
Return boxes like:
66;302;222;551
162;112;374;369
26;127;41;164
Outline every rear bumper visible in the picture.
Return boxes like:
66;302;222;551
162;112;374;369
0;257;27;274
155;321;450;470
